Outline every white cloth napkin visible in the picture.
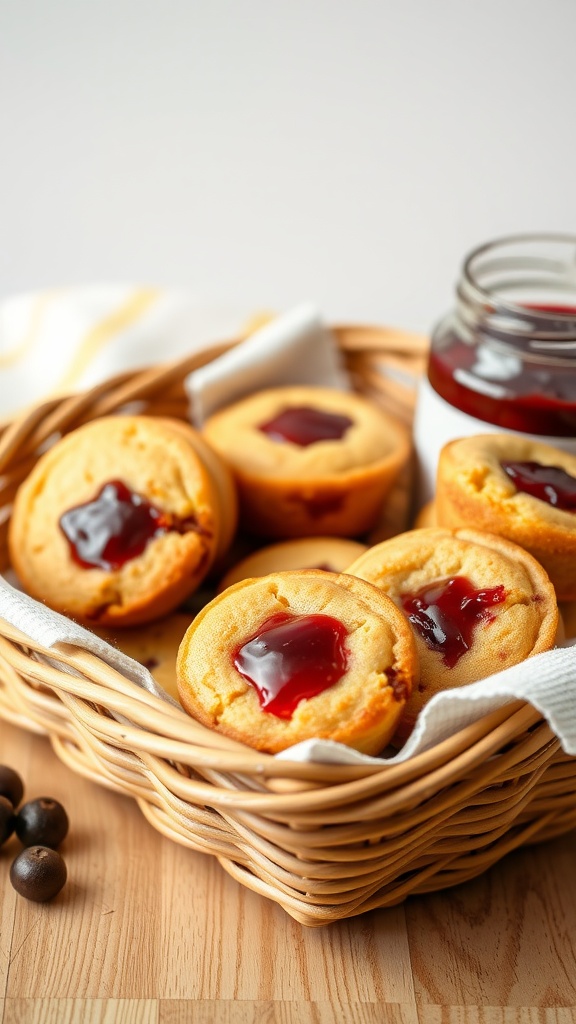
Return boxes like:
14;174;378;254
186;303;350;425
278;644;576;764
0;576;167;702
1;286;575;766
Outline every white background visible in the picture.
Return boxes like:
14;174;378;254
1;0;574;336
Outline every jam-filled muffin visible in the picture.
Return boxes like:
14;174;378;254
202;386;410;538
9;415;237;626
435;434;576;600
177;569;418;754
217;536;368;592
347;527;559;739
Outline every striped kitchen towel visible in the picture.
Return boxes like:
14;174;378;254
0;285;256;417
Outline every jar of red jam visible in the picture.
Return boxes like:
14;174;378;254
414;233;576;502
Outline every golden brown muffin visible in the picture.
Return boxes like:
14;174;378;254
177;569;418;755
217;536;368;592
9;415;237;627
347;527;559;739
435;434;576;600
202;386;410;539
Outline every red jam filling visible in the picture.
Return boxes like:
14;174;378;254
501;460;576;511
259;406;353;446
428;304;576;436
401;576;506;668
233;611;349;719
59;479;193;571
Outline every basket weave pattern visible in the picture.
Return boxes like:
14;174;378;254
1;325;575;927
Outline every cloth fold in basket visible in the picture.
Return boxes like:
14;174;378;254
0;575;167;702
2;291;576;766
186;302;350;424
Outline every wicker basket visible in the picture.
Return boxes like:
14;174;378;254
1;324;575;928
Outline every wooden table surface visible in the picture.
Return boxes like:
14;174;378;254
0;720;575;1024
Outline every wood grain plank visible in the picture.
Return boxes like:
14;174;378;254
4;730;163;999
2;719;576;1014
0;724;36;1003
158;834;416;1001
406;835;576;1008
2;999;158;1024
415;1009;576;1023
159;1001;420;1024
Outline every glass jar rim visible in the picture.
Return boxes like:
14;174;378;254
456;232;576;352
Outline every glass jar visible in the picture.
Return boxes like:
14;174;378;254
414;233;576;502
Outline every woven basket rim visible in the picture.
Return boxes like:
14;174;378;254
0;321;528;779
0;613;541;787
0;324;550;772
0;321;573;925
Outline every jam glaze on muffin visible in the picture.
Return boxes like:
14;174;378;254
347;527;559;739
435;434;576;600
8;415;237;627
177;569;418;755
202;385;410;539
